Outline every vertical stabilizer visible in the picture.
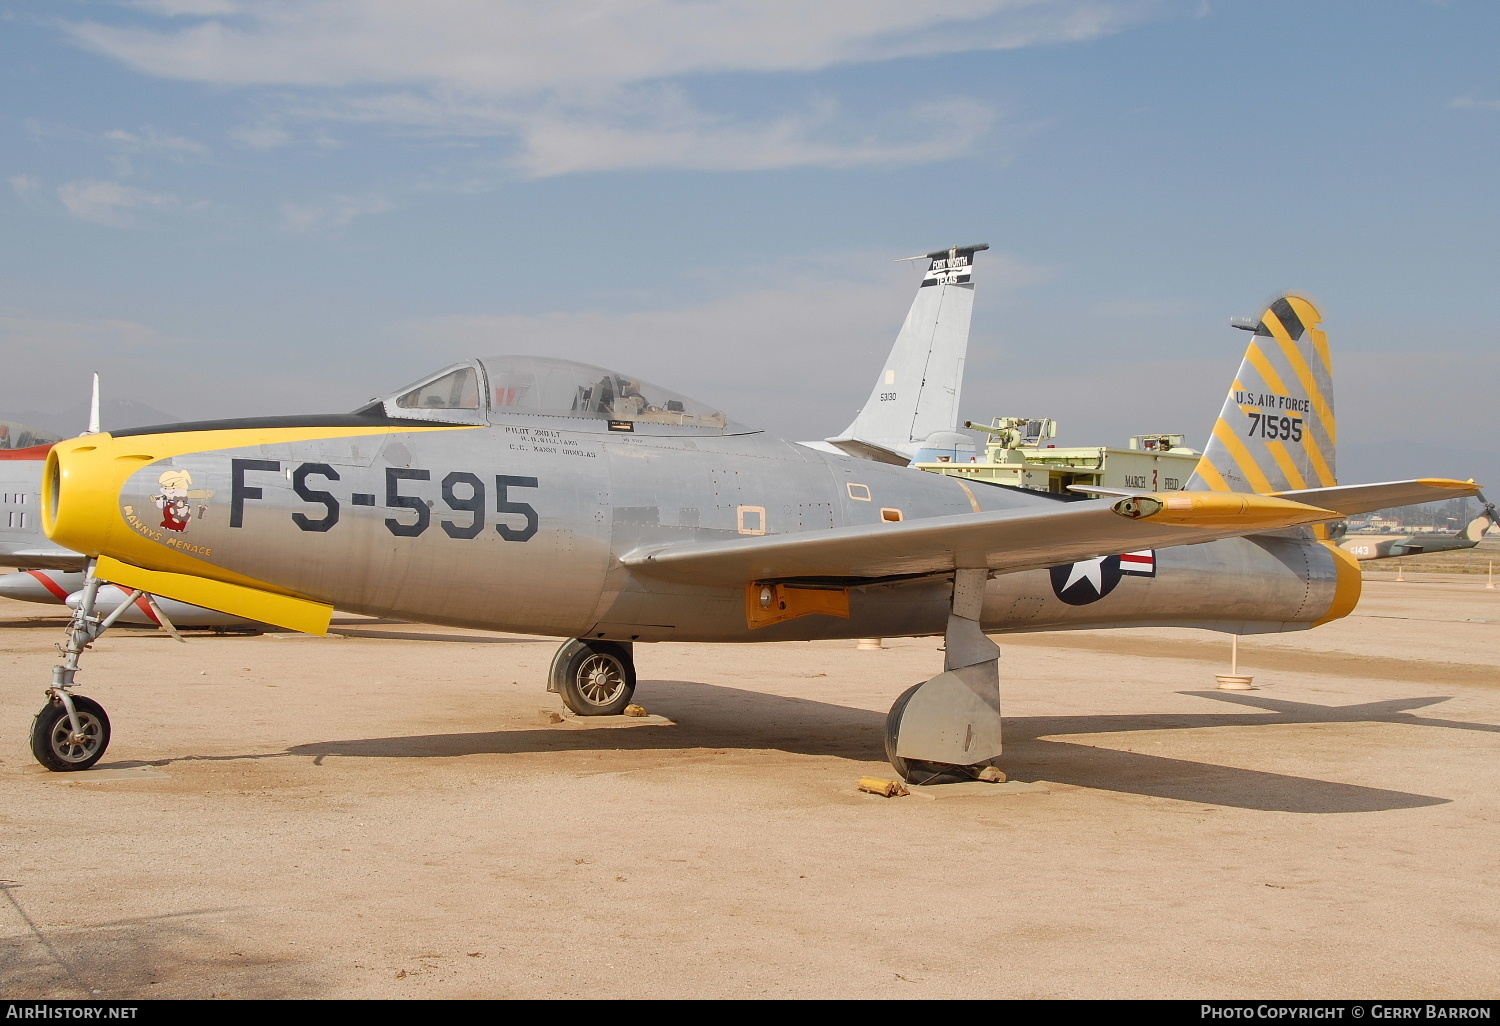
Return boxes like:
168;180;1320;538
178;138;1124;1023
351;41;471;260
823;244;987;464
1188;294;1336;493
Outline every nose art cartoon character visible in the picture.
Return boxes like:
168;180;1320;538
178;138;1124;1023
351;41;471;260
150;469;213;533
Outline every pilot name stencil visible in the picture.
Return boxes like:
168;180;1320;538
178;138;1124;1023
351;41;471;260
504;424;596;457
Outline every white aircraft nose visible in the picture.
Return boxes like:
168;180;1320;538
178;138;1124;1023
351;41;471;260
0;570;82;605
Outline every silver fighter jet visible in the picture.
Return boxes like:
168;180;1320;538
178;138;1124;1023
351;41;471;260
31;294;1479;782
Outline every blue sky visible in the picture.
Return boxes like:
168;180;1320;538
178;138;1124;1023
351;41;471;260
2;0;1497;482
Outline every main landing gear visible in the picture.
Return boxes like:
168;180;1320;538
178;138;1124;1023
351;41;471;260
883;568;1005;786
545;576;1002;786
549;639;637;716
29;558;183;771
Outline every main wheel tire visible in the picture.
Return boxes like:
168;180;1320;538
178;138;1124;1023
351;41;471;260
31;695;110;772
556;640;636;716
883;681;976;786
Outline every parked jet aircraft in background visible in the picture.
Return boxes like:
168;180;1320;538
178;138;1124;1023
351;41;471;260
30;294;1479;783
806;244;987;466
0;420;61;452
1;438;77;571
1334;500;1495;560
0;569;253;629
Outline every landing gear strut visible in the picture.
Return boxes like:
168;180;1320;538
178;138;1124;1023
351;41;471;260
30;559;165;771
883;568;1004;785
549;639;636;716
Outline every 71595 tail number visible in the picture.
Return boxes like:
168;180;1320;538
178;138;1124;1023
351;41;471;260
1246;413;1303;442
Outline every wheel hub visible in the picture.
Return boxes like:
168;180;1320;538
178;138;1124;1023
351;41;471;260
51;714;101;762
577;655;625;705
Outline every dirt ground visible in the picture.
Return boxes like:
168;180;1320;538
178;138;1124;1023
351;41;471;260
2;574;1498;999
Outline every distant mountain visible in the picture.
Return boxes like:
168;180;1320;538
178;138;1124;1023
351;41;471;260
0;399;180;438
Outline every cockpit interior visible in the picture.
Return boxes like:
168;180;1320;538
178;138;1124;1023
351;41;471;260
373;356;745;435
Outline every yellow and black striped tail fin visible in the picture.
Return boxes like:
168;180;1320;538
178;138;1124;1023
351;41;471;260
1187;294;1336;494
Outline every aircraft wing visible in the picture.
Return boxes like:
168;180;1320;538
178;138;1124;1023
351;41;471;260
0;548;87;571
1270;478;1480;516
622;492;1339;585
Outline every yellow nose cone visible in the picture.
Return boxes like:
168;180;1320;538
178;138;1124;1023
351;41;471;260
42;435;149;557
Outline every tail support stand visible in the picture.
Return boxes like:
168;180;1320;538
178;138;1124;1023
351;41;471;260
888;568;1003;776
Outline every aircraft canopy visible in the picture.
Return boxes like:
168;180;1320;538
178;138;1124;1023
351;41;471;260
386;356;746;434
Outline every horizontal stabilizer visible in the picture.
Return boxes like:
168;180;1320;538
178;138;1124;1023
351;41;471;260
823;438;912;466
1067;485;1146;498
1271;478;1481;516
97;556;332;635
622;492;1339;585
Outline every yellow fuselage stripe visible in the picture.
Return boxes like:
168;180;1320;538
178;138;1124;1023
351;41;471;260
1212;420;1275;494
1265;440;1309;491
1261;310;1336;485
1302;431;1336;488
1192;457;1232;492
1286;297;1333;376
956;480;982;513
1263;310;1337;446
1245;341;1293;397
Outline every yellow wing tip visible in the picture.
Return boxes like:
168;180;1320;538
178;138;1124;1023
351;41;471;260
1416;478;1483;491
1114;491;1339;529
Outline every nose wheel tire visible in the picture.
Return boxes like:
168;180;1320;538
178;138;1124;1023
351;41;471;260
554;640;636;716
31;695;111;772
884;681;978;786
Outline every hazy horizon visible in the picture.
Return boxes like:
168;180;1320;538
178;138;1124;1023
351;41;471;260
3;1;1495;488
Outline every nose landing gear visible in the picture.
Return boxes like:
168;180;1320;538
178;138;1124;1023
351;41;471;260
30;558;174;772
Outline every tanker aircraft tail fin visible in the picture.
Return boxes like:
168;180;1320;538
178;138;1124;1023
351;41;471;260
819;244;988;466
1464;504;1496;542
1187;294;1336;494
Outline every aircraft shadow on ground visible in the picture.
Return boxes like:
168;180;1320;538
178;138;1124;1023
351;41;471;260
0;884;314;1000
0;616;71;629
285;682;1492;815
